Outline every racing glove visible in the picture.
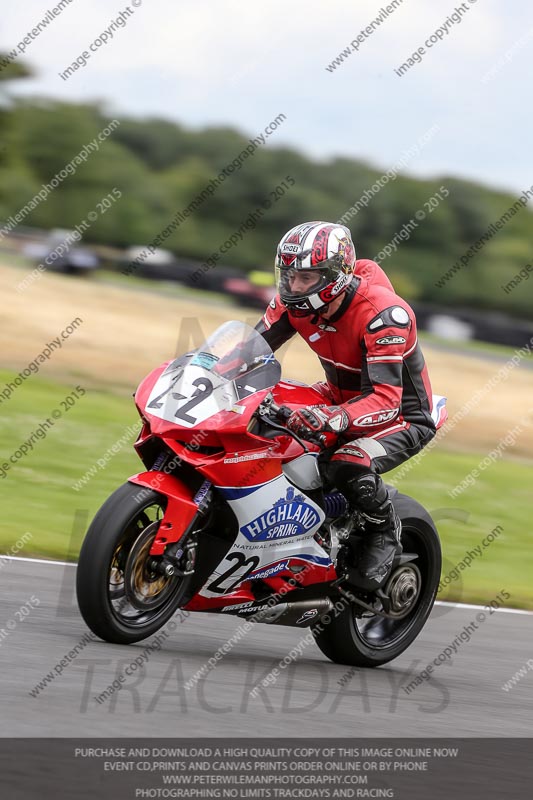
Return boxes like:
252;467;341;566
284;405;349;439
214;343;248;378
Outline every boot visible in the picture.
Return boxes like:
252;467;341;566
356;498;402;588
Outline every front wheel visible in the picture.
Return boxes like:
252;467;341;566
312;493;441;667
76;482;195;644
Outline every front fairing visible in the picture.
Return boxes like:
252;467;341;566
136;365;276;442
135;321;281;440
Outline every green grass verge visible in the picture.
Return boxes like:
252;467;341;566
0;370;141;559
388;451;532;610
1;370;531;609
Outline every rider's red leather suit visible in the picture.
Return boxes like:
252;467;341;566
256;259;436;441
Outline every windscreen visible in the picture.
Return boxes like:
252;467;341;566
144;321;281;428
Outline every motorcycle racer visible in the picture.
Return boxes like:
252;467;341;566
255;221;439;589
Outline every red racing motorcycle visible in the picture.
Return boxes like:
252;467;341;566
76;321;446;667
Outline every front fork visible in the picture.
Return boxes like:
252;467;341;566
127;472;213;576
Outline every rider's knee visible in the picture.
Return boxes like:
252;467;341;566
347;472;388;510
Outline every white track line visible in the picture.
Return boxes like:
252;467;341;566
2;555;533;616
434;601;532;616
0;555;75;567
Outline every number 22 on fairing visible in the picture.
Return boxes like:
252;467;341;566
146;365;236;427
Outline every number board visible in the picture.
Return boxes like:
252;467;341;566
146;365;237;428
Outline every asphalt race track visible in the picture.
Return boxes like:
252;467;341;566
1;558;531;737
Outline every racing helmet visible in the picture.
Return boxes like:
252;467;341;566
274;221;356;316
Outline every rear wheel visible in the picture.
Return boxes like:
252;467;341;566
312;493;441;667
76;482;195;644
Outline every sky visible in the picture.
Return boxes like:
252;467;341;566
2;0;531;195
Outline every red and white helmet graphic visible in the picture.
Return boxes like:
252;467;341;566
275;221;356;316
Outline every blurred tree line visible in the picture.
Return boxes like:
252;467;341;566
0;57;531;318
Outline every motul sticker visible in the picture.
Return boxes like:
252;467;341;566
221;602;271;614
376;335;407;345
353;408;399;426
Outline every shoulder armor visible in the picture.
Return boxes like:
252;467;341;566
366;305;411;333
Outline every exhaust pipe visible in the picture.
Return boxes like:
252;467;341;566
231;598;334;627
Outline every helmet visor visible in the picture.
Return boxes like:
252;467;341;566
275;257;343;303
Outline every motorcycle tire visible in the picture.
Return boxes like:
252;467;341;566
312;492;441;667
76;481;193;644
